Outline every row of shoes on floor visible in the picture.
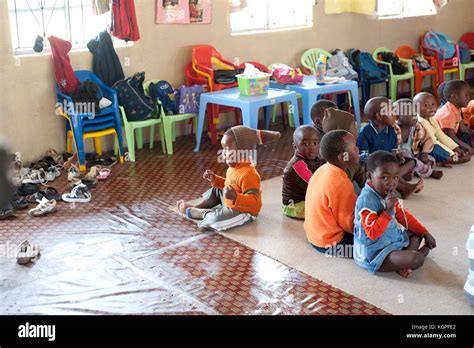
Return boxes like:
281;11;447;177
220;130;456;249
0;149;114;220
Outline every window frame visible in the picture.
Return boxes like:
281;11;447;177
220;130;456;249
230;0;314;36
377;0;437;19
7;0;130;56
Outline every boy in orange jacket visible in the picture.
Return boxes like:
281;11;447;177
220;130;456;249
177;126;280;231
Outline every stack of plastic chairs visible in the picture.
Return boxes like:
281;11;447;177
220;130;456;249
420;31;460;84
56;70;124;171
465;226;474;306
190;45;241;144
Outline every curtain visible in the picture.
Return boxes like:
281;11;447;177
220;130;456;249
325;0;376;15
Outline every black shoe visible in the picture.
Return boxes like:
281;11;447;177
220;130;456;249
11;193;28;210
16;183;40;196
0;202;15;220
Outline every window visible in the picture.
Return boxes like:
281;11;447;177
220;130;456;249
8;0;120;55
377;0;436;19
230;0;314;35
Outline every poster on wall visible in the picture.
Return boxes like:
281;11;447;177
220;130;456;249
156;0;190;24
189;0;212;24
156;0;212;24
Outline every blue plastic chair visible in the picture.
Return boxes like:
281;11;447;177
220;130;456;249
56;70;124;170
347;50;389;105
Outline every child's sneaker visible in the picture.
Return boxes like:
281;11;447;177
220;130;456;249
67;165;82;182
16;240;41;265
28;197;57;217
62;184;91;203
0;202;15;220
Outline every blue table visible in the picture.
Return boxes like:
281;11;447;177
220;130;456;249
194;87;300;152
270;76;361;129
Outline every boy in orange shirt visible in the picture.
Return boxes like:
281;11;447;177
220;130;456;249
304;129;359;257
435;80;473;155
177;126;280;231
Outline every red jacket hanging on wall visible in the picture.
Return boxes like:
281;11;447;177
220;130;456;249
111;0;140;42
48;36;80;95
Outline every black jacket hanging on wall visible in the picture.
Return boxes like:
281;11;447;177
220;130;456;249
87;31;125;87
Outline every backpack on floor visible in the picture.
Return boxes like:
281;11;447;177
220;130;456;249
149;80;176;115
113;72;157;121
348;49;387;80
379;52;407;75
423;31;456;60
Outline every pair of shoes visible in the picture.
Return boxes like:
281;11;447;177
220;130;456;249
28;197;57;217
70;177;97;189
16;240;41;265
26;187;61;203
62;184;91;203
11;193;28;210
16;183;40;196
21;169;48;185
0;202;15;220
67;165;82;181
46;148;64;166
63;153;78;171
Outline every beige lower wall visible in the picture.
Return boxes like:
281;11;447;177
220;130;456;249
0;0;473;162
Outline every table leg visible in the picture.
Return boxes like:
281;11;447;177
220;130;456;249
240;105;254;129
289;95;300;128
350;85;361;130
194;100;208;152
265;105;272;129
303;93;316;125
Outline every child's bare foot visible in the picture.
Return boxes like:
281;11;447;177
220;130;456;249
430;170;443;180
439;161;453;168
414;179;424;193
397;268;412;278
177;200;192;215
418;245;430;257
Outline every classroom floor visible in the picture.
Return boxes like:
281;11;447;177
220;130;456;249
0;124;388;315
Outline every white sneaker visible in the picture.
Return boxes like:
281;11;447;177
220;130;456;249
22;169;48;184
62;184;91;203
16;240;41;265
28;197;57;217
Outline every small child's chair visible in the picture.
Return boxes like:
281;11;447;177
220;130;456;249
372;47;414;102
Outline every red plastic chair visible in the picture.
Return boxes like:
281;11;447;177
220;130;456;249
395;45;438;96
420;32;460;84
191;45;242;144
460;32;474;50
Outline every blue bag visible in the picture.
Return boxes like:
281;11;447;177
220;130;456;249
423;31;456;60
149;80;176;115
348;49;387;80
176;85;205;114
459;42;472;64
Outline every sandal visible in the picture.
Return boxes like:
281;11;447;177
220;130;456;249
27;187;61;203
97;168;111;181
28;197;57;217
84;165;101;181
16;240;41;265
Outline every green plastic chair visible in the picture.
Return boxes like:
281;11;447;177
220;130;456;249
143;80;197;155
372;47;414;102
459;52;474;80
114;106;165;162
300;48;352;109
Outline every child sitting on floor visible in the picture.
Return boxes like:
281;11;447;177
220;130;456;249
357;97;423;199
393;98;443;180
354;151;437;278
310;99;337;140
414;92;470;166
304;130;359;257
322;107;366;194
434;80;474;155
282;125;324;219
177;126;280;231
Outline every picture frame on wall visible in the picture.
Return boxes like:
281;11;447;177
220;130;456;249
156;0;190;24
156;0;212;24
